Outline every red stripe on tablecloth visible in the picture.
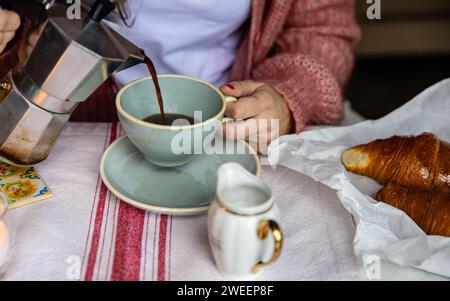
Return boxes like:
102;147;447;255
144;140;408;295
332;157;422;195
81;173;101;271
168;216;173;281
157;215;169;281
81;124;111;271
108;121;148;281
110;202;146;281
84;122;118;281
95;188;112;280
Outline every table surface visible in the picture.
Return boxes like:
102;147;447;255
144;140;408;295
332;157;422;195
1;106;445;281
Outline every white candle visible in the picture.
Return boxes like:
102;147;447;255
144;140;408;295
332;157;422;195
0;221;9;269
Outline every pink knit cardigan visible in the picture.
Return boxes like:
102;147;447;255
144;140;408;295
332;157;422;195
231;0;361;132
0;0;361;133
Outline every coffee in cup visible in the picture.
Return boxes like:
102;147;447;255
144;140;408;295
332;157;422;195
116;75;236;167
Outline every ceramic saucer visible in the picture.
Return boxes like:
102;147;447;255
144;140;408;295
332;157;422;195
100;136;260;215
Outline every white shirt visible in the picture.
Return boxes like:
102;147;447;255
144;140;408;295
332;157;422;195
106;0;252;87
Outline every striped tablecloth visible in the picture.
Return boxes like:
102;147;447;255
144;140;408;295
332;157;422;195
1;122;367;281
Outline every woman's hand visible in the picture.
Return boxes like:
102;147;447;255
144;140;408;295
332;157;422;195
0;7;20;54
220;80;294;152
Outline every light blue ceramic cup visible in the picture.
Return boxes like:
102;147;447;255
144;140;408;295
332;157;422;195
117;75;235;167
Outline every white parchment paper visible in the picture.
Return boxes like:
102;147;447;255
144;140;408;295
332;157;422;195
268;79;450;278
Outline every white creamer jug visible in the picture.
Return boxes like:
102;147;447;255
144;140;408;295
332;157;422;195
208;163;283;280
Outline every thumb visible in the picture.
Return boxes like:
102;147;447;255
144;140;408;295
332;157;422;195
220;80;265;97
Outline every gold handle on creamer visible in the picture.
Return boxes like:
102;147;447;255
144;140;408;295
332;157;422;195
252;220;283;274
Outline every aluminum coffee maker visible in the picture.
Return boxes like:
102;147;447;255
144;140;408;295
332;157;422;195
0;0;144;166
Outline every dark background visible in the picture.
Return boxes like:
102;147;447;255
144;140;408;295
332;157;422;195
345;0;450;119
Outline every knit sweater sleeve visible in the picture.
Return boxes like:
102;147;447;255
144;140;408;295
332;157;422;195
252;0;361;133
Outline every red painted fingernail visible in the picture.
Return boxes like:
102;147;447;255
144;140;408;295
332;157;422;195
226;84;235;90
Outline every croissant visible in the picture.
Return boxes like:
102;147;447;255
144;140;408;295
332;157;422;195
342;133;450;189
376;183;450;236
